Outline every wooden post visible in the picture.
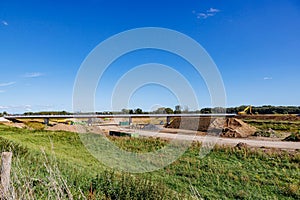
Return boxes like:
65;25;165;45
1;152;12;197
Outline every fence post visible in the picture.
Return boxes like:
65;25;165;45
1;152;12;198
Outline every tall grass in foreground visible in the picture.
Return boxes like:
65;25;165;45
0;137;185;199
0;124;299;199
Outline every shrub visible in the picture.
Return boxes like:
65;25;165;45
283;132;300;141
253;131;271;137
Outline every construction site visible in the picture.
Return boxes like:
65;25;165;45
0;106;299;199
1;106;299;150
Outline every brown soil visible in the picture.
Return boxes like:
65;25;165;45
220;118;257;138
46;123;109;135
166;117;257;138
46;124;80;132
167;117;212;131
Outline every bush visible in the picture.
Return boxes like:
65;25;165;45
253;131;271;137
283;132;300;141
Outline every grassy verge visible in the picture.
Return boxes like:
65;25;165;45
244;119;300;132
0;124;299;199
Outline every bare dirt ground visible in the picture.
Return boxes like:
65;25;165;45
108;127;299;150
89;124;299;150
166;117;257;137
0;122;26;128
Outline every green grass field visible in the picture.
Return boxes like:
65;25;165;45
244;119;300;133
0;124;299;199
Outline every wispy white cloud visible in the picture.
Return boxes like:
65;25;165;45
1;20;8;26
0;81;16;87
0;90;5;93
263;77;273;80
207;8;220;13
194;7;221;20
23;72;44;78
196;13;210;19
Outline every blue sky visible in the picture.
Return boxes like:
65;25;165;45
0;0;299;113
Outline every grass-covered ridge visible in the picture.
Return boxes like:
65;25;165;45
0;124;299;199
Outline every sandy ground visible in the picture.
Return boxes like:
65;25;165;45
97;125;300;150
0;122;26;128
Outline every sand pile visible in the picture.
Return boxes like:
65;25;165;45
0;117;27;128
46;123;106;134
46;124;80;132
167;117;212;131
220;118;257;138
1;122;25;128
167;117;257;138
142;124;161;131
0;117;10;123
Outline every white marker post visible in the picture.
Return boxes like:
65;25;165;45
1;152;12;198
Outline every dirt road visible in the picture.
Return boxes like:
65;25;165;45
118;128;300;150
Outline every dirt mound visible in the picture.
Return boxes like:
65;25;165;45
167;117;212;131
46;123;105;134
46;124;80;132
167;117;257;138
1;122;25;129
142;124;161;131
0;117;10;123
220;118;257;138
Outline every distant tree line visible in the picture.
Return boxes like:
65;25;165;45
119;105;189;114
7;105;299;116
23;111;72;115
200;105;300;114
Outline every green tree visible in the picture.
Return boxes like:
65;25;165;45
174;105;181;114
154;107;165;114
200;108;212;114
164;107;174;114
134;108;143;114
121;109;130;114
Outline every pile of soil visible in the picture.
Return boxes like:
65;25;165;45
46;123;107;134
0;117;10;123
167;117;212;131
166;117;257;138
220;118;257;138
1;122;25;129
46;124;80;132
142;124;161;131
237;115;300;121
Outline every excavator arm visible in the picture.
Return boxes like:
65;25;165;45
238;106;252;115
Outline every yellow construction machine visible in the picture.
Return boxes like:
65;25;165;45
238;106;253;115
